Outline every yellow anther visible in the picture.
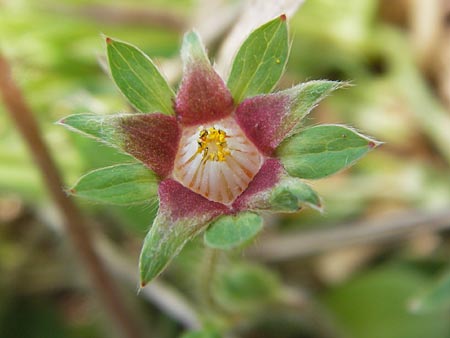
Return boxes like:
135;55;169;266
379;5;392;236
196;126;230;162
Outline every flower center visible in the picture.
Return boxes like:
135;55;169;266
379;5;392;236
196;127;230;162
173;117;263;205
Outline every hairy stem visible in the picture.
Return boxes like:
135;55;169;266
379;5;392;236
200;247;219;309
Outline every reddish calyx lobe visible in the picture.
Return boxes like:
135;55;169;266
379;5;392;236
158;179;229;221
175;63;234;126
119;113;180;178
235;93;291;156
233;159;284;211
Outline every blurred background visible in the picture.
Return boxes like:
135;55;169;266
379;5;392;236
1;0;450;337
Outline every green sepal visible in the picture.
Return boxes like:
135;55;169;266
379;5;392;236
69;163;159;205
139;213;214;286
227;15;288;103
277;124;381;179
204;212;263;250
106;37;175;115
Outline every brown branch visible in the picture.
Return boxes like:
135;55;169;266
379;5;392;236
248;208;450;262
0;55;144;338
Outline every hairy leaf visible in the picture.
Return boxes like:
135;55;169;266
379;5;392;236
277;124;380;179
227;15;288;103
204;212;263;250
106;37;175;115
69;163;158;205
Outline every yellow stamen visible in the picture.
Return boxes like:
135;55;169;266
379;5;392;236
196;127;230;162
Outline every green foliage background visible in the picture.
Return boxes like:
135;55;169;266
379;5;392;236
1;0;450;337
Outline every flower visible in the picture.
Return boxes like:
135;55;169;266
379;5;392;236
59;15;379;287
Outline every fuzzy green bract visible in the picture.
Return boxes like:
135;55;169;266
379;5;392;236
59;15;379;286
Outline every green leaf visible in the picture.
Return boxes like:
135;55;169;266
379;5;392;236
204;212;263;250
69;163;159;205
139;213;212;286
269;177;322;212
277;124;380;179
212;262;280;313
410;269;450;313
227;15;288;103
106;37;175;115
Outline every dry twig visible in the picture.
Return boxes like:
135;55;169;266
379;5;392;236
249;208;450;262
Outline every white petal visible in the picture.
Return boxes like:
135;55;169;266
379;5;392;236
173;116;263;205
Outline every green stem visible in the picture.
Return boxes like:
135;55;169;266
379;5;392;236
200;247;219;309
